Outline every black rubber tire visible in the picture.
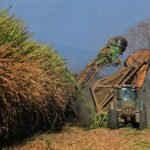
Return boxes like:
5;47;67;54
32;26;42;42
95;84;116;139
108;109;118;129
139;108;147;130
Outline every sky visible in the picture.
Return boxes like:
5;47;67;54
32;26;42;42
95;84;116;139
1;0;150;72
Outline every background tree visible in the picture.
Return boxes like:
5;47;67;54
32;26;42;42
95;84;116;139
125;20;150;54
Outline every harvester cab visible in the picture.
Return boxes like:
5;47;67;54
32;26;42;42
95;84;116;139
108;85;147;129
115;85;138;111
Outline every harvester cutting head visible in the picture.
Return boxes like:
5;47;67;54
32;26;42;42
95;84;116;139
108;36;128;54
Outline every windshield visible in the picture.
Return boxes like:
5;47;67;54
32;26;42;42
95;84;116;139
117;87;137;101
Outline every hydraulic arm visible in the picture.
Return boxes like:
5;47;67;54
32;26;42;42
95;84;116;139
76;56;112;87
76;36;128;87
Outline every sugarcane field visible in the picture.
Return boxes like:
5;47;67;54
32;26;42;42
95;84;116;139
1;1;150;150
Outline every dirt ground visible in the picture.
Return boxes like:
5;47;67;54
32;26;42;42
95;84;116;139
5;125;150;150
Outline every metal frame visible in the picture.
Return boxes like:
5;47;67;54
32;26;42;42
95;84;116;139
77;49;150;114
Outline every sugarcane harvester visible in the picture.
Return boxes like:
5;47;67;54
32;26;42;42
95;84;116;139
77;35;150;129
90;50;150;129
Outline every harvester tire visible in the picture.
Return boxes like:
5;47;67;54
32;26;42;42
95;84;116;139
108;109;118;129
139;106;147;130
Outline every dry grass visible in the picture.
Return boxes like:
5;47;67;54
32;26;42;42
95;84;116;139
6;126;150;150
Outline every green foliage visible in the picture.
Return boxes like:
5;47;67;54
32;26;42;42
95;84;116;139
75;87;107;129
0;9;76;87
90;113;108;129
